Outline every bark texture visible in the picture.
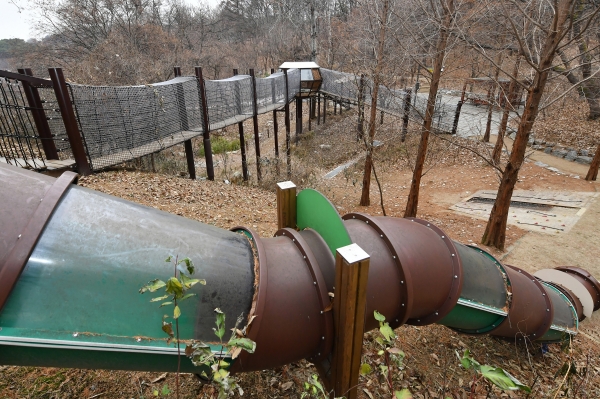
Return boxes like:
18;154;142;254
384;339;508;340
404;0;455;217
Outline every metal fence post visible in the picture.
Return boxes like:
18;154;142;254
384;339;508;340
271;68;279;159
48;67;91;175
295;96;302;138
233;69;249;181
283;69;291;178
249;68;262;181
401;88;412;142
195;67;214;181
18;68;59;160
451;101;463;136
174;67;196;180
317;93;321;125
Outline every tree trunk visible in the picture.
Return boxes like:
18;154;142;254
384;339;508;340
404;0;454;218
360;0;390;206
582;78;600;120
586;143;600;181
482;0;574;250
493;56;521;165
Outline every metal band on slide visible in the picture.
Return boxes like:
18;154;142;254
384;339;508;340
0;171;78;311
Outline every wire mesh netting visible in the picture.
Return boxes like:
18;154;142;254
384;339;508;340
2;66;460;173
205;75;253;130
0;77;47;169
255;71;288;114
69;76;204;170
38;86;72;155
320;68;456;133
66;69;302;171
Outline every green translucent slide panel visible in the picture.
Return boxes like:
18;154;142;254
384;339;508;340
439;243;508;333
0;186;254;371
539;283;578;343
296;189;352;256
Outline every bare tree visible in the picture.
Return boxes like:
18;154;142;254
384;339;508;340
479;0;600;249
359;0;391;206
404;0;456;217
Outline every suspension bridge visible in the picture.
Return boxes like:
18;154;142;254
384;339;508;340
0;65;460;178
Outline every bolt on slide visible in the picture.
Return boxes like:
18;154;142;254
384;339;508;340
1;163;598;373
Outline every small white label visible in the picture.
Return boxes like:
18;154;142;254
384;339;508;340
337;243;369;264
277;181;296;190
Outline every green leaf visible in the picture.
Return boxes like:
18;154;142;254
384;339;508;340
153;389;159;396
379;364;388;376
173;305;181;319
180;274;202;289
214;308;226;339
140;279;166;294
165;277;183;297
165;255;173;263
480;365;531;392
229;337;256;353
379;323;395;342
150;295;169;302
374;310;386;322
179;293;196;302
395;389;413;399
159;301;173;308
161;384;172;396
178;257;195;275
360;363;372;375
162;321;174;338
458;349;480;372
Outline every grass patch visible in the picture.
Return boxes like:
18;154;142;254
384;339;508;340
200;136;240;156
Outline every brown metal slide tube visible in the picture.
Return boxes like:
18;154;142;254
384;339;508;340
342;213;463;331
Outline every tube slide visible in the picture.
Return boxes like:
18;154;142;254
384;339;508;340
1;164;599;374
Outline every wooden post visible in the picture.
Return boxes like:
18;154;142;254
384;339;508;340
173;66;182;77
271;68;279;158
330;244;370;399
296;96;303;138
276;181;297;229
317;94;321;125
401;88;412;142
233;69;249;181
284;70;292;178
195;67;214;180
323;95;327;124
250;68;262;181
308;97;312;132
48;67;91;175
18;68;59;160
174;67;196;179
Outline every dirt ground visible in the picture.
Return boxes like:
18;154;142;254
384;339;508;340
2;99;600;399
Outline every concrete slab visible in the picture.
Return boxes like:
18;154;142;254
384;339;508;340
450;190;598;234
